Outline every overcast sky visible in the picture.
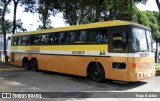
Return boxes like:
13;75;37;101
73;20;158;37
5;0;159;32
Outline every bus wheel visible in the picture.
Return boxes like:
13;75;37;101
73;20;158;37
90;63;105;83
22;58;30;70
31;58;38;71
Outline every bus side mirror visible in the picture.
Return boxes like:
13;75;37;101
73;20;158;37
152;41;156;52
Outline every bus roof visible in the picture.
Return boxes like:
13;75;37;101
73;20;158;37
12;20;150;36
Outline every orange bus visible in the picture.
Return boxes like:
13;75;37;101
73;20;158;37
9;20;156;82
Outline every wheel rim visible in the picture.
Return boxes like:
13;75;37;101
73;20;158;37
93;66;102;78
90;63;105;82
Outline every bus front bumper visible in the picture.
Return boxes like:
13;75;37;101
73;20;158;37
128;69;156;82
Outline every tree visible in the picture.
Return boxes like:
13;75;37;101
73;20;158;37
1;0;11;63
12;0;20;34
12;0;35;34
15;19;27;32
156;0;160;22
35;0;60;29
60;0;148;25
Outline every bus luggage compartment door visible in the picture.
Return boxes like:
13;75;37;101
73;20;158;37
110;57;128;81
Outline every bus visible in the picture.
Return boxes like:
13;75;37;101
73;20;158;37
9;20;156;82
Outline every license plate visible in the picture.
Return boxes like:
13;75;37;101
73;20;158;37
148;74;152;77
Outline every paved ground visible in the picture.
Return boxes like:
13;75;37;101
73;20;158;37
0;62;160;101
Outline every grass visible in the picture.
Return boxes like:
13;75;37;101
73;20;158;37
156;63;160;70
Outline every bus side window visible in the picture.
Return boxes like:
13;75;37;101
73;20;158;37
42;34;53;44
32;35;41;45
18;37;22;45
112;32;127;51
12;37;18;46
22;36;30;45
59;32;68;44
54;33;60;44
69;32;76;43
79;30;86;43
88;29;97;43
96;29;108;43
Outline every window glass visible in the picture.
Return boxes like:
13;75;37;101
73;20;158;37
22;36;30;45
112;32;127;51
88;29;108;43
132;28;147;51
97;29;108;43
31;35;41;45
146;31;152;51
42;34;53;44
18;37;22;45
12;37;18;46
53;33;67;44
88;29;97;43
59;32;68;43
79;30;86;43
69;31;77;43
54;33;60;44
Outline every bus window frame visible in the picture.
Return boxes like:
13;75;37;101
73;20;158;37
109;26;130;53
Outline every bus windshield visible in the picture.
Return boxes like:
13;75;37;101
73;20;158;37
132;28;152;52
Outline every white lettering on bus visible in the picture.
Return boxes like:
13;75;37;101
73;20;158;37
25;50;40;53
71;51;85;55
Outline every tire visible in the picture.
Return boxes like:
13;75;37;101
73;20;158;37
22;58;31;70
31;58;38;71
90;63;105;83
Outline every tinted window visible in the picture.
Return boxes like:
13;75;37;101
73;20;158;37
112;32;127;51
22;36;30;45
88;29;97;43
69;31;87;43
88;29;108;43
31;35;41;45
12;37;18;46
53;32;68;44
69;31;77;43
18;37;22;45
96;29;108;43
42;34;53;44
78;30;86;43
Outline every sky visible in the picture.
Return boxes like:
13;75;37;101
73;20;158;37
5;0;159;32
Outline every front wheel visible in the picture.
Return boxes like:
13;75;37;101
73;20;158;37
90;63;105;83
31;58;38;71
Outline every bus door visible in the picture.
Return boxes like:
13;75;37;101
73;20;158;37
109;28;129;81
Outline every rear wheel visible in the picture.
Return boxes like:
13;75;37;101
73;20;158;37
22;58;30;70
90;63;105;83
31;58;38;71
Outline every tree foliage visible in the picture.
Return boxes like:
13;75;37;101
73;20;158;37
1;0;12;63
60;0;148;25
24;0;60;29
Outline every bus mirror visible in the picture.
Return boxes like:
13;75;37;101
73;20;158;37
152;42;156;52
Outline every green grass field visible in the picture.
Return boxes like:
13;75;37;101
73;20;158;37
156;63;160;70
